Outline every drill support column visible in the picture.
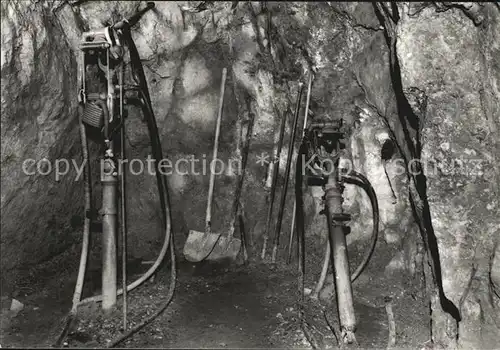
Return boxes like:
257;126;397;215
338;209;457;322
324;170;356;343
101;157;118;313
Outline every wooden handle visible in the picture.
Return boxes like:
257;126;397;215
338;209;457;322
205;68;227;230
302;72;314;137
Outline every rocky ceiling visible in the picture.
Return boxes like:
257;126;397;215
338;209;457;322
1;1;499;348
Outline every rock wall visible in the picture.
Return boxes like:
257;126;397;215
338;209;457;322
352;2;500;348
1;0;82;276
1;1;499;347
396;4;500;348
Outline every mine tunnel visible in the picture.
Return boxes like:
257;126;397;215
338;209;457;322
1;1;500;349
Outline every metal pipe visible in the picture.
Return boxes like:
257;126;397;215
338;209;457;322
287;72;313;264
107;49;115;125
102;158;118;313
286;203;296;264
294;140;308;329
261;108;287;260
103;48;117;313
119;61;127;330
324;169;356;343
271;83;304;263
94;98;118;313
309;120;342;130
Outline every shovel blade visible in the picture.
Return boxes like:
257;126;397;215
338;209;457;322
206;236;242;261
183;230;221;262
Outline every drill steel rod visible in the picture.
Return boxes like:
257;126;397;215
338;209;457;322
261;107;287;260
287;72;313;264
119;61;127;330
271;83;304;263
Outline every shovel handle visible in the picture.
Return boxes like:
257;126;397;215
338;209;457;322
206;68;228;231
302;72;313;137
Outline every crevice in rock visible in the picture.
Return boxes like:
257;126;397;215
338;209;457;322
432;2;486;27
372;2;461;324
1;2;499;348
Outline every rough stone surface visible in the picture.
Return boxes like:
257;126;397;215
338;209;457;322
1;2;499;348
396;4;500;348
1;0;82;279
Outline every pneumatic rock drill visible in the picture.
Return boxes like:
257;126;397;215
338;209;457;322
295;118;380;344
58;3;176;346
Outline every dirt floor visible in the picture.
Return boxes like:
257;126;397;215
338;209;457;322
0;238;430;349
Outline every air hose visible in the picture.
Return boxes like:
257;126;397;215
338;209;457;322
342;170;379;282
54;105;94;347
104;86;176;347
71;99;111;313
72;105;92;313
106;27;177;347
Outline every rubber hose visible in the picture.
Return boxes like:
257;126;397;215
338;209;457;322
127;30;167;219
108;95;177;345
54;105;93;347
312;242;330;299
72;105;92;312
342;170;379;282
108;230;176;347
107;32;178;345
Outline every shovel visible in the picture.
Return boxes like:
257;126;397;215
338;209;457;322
183;68;227;262
206;107;256;261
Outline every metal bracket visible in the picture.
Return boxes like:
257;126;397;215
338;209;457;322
331;213;351;222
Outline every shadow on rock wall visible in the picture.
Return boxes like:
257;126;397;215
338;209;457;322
1;2;499;348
